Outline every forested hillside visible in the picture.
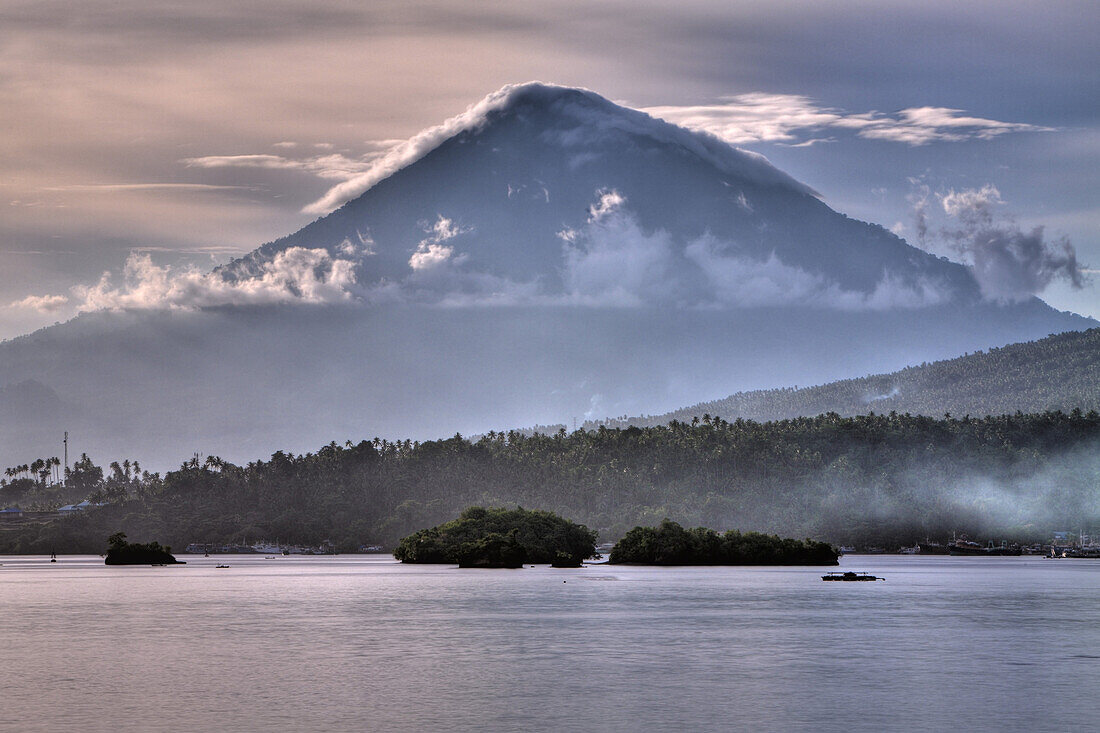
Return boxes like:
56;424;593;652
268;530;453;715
4;411;1098;554
591;328;1100;429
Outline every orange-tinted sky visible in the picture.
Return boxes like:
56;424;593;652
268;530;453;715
1;0;1096;337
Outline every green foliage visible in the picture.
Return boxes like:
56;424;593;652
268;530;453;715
609;519;838;565
2;454;83;510
453;531;527;569
103;531;180;565
67;454;104;498
394;506;596;566
3;410;1100;555
602;327;1100;428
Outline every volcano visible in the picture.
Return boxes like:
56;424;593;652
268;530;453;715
0;83;1091;469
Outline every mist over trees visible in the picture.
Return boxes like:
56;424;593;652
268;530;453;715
3;410;1099;554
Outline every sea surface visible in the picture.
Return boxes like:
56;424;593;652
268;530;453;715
1;554;1098;732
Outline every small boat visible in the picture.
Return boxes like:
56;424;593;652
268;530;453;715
822;571;883;581
215;564;230;569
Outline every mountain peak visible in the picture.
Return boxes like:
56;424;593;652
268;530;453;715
305;82;815;215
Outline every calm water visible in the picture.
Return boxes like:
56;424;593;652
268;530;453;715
1;554;1098;732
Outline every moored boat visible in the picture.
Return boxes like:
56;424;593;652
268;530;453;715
947;539;1021;556
822;571;883;581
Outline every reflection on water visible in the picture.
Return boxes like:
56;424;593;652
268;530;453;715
1;555;1098;732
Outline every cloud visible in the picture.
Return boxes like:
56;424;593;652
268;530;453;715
684;236;950;311
409;244;456;271
182;149;396;181
940;183;1002;224
684;237;836;307
586;189;625;223
844;107;1052;145
643;93;843;144
645;96;1053;148
559;189;950;310
908;183;1088;302
561;191;680;307
302;82;815;215
29;187;963;317
958;225;1084;303
65;247;358;311
8;294;69;312
408;216;470;271
40;183;258;193
939;185;1087;302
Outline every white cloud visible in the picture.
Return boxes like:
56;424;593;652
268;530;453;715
683;236;949;310
558;189;950;311
8;293;69;312
182;154;299;170
67;247;358;311
182;149;394;181
303;82;815;215
586;189;625;223
409;243;456;271
646;96;1052;148
643;93;843;144
562;194;680;307
170;87;1050;222
408;215;471;271
847;107;1051;145
940;183;1002;222
684;238;840;307
423;215;468;243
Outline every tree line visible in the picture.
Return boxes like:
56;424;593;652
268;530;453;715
2;409;1099;554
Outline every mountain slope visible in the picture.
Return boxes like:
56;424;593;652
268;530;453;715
591;327;1100;428
0;83;1092;471
229;83;981;307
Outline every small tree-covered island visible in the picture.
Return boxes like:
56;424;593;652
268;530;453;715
394;507;838;568
104;531;184;565
394;506;598;568
609;520;839;566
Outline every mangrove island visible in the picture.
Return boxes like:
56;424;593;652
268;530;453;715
609;520;838;565
104;531;184;565
394;506;598;568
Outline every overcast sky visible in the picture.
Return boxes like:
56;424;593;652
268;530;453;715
1;0;1097;338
